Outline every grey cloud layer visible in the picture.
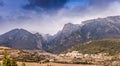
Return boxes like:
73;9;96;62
23;0;68;11
23;0;120;12
0;0;4;6
88;0;120;9
0;0;120;35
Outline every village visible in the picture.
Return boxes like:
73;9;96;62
57;51;120;65
59;51;108;59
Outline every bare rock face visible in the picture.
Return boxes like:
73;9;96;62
81;16;120;41
1;16;120;53
34;33;44;49
54;23;81;39
46;23;81;52
0;29;44;50
47;16;120;53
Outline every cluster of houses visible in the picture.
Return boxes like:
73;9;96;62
59;51;109;60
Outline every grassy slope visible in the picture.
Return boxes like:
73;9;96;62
68;39;120;55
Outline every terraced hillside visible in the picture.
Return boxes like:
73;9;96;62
0;46;54;62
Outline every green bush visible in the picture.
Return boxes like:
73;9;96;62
73;61;92;64
2;49;19;66
69;39;120;55
21;63;25;66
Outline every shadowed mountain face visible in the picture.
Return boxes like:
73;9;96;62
45;23;81;52
1;16;120;53
47;16;120;53
81;16;120;40
0;29;44;50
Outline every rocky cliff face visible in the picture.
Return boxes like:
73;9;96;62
54;23;81;39
81;16;120;41
45;23;81;52
1;16;120;53
47;16;120;53
0;29;44;50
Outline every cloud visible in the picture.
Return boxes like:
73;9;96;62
88;0;120;10
23;0;68;11
89;0;117;6
0;0;4;6
1;0;120;35
65;0;120;12
23;0;120;11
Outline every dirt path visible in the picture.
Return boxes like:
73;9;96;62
18;62;102;66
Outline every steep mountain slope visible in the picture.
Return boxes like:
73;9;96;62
48;16;120;53
81;16;120;41
1;16;120;53
68;39;120;55
0;29;44;49
46;23;81;52
54;23;81;40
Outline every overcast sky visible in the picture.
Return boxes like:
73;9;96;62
0;0;120;35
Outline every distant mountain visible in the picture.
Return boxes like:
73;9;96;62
47;16;120;53
0;29;44;50
34;33;45;49
42;34;54;42
1;16;120;53
54;23;81;40
81;16;120;41
46;23;81;52
68;39;120;55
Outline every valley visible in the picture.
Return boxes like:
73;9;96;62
0;39;120;66
1;16;120;66
1;0;120;66
0;46;102;66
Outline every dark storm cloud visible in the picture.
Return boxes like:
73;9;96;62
23;0;68;11
0;0;4;6
1;0;120;35
23;0;120;12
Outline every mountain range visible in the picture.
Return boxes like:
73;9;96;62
1;16;120;53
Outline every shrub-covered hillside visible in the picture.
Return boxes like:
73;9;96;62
69;39;120;55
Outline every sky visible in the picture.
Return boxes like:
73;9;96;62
0;0;120;35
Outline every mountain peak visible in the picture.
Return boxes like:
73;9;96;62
107;15;120;19
5;28;29;33
62;23;80;33
64;23;74;26
82;16;120;24
1;28;32;38
13;28;30;33
0;28;44;49
64;23;78;29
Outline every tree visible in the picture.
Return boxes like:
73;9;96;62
21;62;25;66
2;49;18;66
3;49;11;66
10;59;18;66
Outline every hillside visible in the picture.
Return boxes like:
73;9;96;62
0;29;45;50
0;46;56;63
68;39;120;55
47;16;120;53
